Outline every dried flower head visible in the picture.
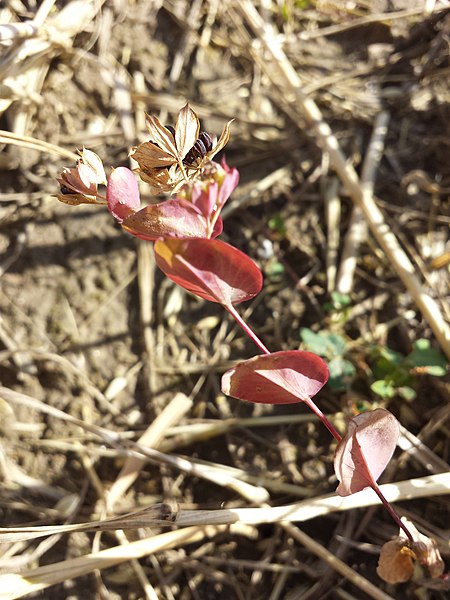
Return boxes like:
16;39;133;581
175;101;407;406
377;518;445;584
56;148;106;206
131;104;233;193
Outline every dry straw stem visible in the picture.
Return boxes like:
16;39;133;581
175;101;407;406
0;474;446;600
0;130;78;161
106;393;193;511
0;525;228;600
1;472;448;544
0;0;98;127
282;523;394;600
336;111;390;295
324;177;340;293
239;1;450;361
0;386;269;503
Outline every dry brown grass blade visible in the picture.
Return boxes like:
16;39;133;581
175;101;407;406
106;393;193;511
0;130;78;160
336;111;390;295
283;523;395;600
1;472;448;543
0;386;269;502
0;526;227;600
239;1;450;361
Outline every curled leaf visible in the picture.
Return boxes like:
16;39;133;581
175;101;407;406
132;105;233;193
132;141;177;170
106;167;140;223
377;518;445;584
78;148;107;185
144;113;178;158
222;351;329;404
334;408;399;496
207;119;234;161
154;238;262;305
56;148;106;206
377;539;416;584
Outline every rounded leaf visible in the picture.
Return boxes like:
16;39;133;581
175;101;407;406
154;238;263;305
334;408;400;496
222;350;329;404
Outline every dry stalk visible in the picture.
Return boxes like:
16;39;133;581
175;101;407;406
238;0;450;361
336;111;390;295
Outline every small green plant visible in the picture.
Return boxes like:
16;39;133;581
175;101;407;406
371;339;447;401
300;327;356;392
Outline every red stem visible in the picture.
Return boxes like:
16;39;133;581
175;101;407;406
225;304;271;355
303;397;342;442
371;484;414;545
225;303;342;442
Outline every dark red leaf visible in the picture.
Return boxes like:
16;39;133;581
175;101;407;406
222;350;329;404
154;238;262;305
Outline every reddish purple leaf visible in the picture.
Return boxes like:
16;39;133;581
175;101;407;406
190;181;219;218
122;199;210;241
217;160;239;208
334;408;400;496
222;350;329;404
106;167;140;223
154;238;263;305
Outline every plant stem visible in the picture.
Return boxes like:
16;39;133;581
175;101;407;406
225;304;342;441
371;484;414;545
303;397;342;442
225;304;270;355
178;160;190;183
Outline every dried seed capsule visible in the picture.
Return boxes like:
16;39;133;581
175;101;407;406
183;131;213;165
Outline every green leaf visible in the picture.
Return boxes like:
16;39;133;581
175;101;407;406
328;356;356;391
330;291;352;309
371;379;396;399
266;261;285;283
300;329;348;358
300;329;329;356
407;339;447;375
423;365;447;376
398;386;416;401
326;333;347;355
268;214;286;237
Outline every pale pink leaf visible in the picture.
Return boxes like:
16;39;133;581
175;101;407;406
154;238;262;305
190;181;219;218
334;408;400;496
106;167;140;223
